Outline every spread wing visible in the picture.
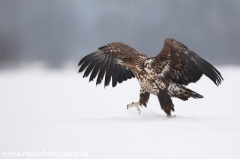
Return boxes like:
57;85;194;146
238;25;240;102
152;38;223;86
78;42;145;87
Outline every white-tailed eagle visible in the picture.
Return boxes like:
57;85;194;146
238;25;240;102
78;38;223;117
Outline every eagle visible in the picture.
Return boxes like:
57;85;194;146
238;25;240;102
78;38;223;117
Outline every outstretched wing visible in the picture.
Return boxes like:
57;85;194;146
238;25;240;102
78;42;145;87
152;38;223;86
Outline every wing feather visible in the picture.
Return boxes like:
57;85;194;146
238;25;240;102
96;54;110;85
117;65;124;83
83;53;105;78
104;54;116;87
112;64;119;87
89;61;104;82
184;49;223;85
126;68;135;79
152;38;223;86
123;70;129;81
78;42;138;87
78;51;102;66
78;55;96;73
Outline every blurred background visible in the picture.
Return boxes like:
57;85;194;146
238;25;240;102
1;1;240;156
0;0;239;69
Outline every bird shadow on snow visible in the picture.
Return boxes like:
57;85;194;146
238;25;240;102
90;114;217;122
52;109;218;124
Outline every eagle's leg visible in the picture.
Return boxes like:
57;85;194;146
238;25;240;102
127;89;150;114
157;89;176;118
139;90;150;107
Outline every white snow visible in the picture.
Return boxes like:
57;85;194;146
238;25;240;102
0;64;239;159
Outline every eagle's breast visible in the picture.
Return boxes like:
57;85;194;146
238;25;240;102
133;58;166;95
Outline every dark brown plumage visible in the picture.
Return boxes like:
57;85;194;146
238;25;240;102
78;38;223;117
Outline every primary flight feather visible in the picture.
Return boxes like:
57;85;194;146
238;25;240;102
78;38;223;117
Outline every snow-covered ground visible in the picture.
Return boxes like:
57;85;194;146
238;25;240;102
0;65;239;159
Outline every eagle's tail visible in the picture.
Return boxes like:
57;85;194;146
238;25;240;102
171;85;203;101
184;87;203;99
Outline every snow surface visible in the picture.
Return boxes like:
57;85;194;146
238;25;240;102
0;65;239;159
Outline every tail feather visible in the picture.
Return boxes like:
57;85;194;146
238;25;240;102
185;87;203;99
169;83;203;101
171;86;203;101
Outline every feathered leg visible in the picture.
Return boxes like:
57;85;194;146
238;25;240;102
139;89;150;107
157;88;175;118
127;89;150;114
